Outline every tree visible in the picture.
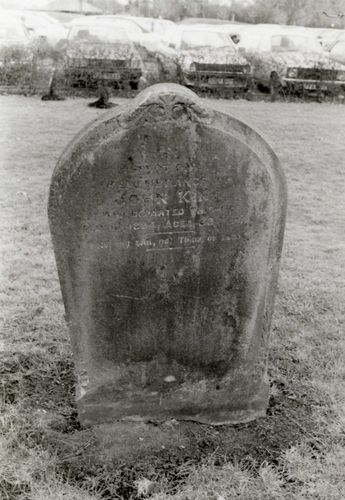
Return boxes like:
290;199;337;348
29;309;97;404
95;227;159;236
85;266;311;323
87;0;345;25
248;0;345;27
89;0;124;14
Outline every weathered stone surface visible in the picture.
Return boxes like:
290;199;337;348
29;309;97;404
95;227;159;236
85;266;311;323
48;83;287;427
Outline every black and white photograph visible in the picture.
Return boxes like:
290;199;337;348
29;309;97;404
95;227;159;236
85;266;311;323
1;0;344;498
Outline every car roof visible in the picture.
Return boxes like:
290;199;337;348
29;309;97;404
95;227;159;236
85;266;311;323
68;16;142;32
178;17;239;25
67;15;139;26
0;12;30;41
174;24;235;32
0;12;28;29
113;15;173;23
5;10;61;24
0;10;23;22
240;28;318;39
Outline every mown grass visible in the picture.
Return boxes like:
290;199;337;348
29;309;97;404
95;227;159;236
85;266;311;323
1;95;345;499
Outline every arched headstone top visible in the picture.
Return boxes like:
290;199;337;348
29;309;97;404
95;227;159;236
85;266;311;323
117;83;210;125
51;85;286;209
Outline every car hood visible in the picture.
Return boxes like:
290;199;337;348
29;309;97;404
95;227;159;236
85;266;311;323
0;39;30;49
66;41;139;61
179;46;248;70
265;50;344;70
0;44;33;62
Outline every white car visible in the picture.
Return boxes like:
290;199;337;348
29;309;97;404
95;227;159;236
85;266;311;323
64;18;143;89
162;25;252;92
237;29;345;96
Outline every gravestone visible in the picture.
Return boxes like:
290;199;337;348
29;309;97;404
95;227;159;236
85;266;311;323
49;83;287;427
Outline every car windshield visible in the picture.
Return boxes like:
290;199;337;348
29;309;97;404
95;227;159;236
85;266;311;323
331;40;345;56
181;30;233;50
69;24;129;43
237;32;262;50
271;34;323;53
336;32;345;43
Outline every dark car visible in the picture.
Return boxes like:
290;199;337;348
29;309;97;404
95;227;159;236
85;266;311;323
64;19;143;89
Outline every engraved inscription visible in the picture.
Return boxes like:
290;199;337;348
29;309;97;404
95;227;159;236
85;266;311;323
117;163;231;252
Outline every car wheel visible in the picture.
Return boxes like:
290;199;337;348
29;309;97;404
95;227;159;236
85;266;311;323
257;82;270;94
130;81;139;91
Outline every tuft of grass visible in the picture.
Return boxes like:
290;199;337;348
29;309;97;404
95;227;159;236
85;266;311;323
151;458;286;500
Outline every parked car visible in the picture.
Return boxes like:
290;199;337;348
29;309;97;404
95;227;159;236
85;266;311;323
63;18;143;89
162;25;252;93
238;29;345;96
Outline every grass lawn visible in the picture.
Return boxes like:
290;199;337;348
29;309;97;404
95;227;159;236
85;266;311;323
1;95;345;499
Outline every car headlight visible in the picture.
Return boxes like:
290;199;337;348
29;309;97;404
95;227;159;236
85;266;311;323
287;67;298;78
336;71;345;81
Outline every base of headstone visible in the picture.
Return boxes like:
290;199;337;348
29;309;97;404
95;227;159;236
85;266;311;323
78;369;269;427
82;406;267;428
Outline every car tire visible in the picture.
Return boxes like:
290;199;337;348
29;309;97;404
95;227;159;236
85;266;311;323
257;82;270;94
130;81;139;91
